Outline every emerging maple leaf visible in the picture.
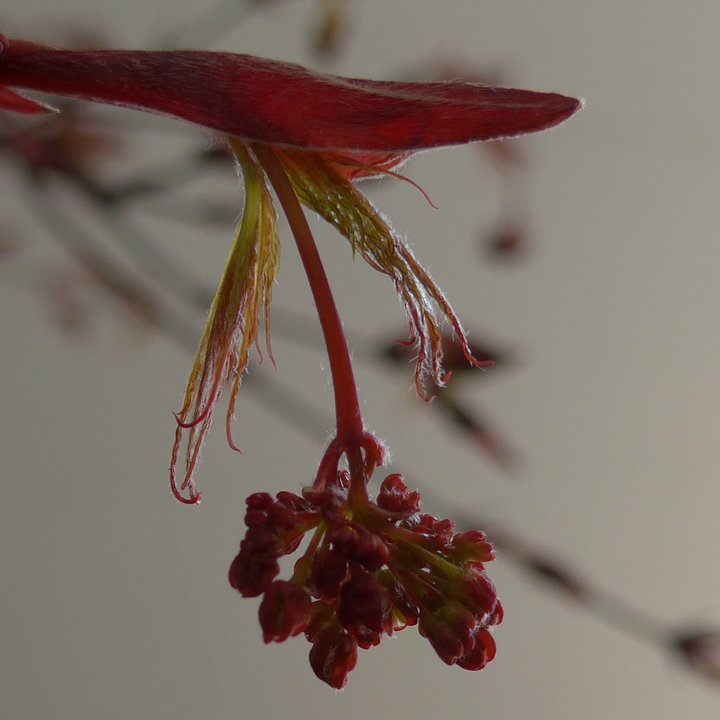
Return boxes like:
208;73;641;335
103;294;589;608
0;34;581;687
0;35;580;503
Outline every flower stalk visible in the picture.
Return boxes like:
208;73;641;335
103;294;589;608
252;142;363;445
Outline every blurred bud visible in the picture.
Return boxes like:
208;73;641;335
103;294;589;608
673;629;720;683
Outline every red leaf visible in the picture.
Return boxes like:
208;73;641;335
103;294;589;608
0;36;581;152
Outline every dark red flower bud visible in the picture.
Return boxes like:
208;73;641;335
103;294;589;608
246;492;274;510
328;521;388;570
258;581;313;643
355;533;389;571
430;518;456;546
241;525;282;555
408;514;456;547
377;473;421;514
244;492;274;527
229;551;280;597
308;622;358;690
328;521;362;556
304;602;334;643
450;530;495;564
309;545;348;600
418;602;476;665
338;569;388;637
228;527;282;597
457;627;497;671
245;491;318;533
462;568;500;620
377;571;419;629
244;508;269;528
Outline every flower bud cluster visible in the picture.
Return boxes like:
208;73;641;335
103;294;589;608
229;466;502;688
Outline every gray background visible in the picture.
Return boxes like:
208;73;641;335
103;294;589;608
2;1;720;718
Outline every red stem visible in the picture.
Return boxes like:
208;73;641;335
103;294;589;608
253;143;363;444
